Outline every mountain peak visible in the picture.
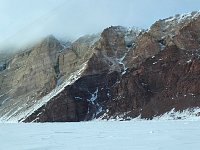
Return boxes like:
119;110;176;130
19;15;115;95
163;11;200;23
41;34;59;44
2;11;200;122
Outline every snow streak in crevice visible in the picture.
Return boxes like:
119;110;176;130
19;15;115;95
0;61;88;122
86;87;103;119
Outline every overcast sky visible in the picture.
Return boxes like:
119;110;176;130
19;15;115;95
0;0;200;49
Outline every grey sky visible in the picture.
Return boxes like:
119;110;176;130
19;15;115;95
0;0;200;49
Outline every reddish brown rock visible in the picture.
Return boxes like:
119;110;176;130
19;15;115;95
126;32;161;69
103;45;200;119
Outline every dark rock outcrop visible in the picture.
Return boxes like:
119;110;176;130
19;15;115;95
24;72;120;122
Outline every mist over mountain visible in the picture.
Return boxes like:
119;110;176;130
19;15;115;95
2;1;200;150
1;10;200;122
1;0;200;123
1;0;200;52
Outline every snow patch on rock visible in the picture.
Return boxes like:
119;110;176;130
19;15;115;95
154;107;200;121
0;61;88;123
87;88;98;104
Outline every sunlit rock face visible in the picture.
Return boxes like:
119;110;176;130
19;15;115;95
1;11;200;122
0;35;63;120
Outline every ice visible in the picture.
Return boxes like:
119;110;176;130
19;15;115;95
87;88;98;104
1;97;10;105
164;16;175;22
87;88;103;117
154;107;200;121
75;97;83;100
177;11;200;23
0;94;5;98
1;120;200;150
159;43;166;51
187;59;192;63
164;11;200;24
107;91;110;97
116;54;127;75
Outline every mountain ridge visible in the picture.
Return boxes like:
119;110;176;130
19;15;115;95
1;11;200;122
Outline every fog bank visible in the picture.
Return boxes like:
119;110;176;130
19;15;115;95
0;0;200;51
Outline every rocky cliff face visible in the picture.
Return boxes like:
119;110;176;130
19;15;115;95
0;35;64;120
24;26;140;122
1;11;200;122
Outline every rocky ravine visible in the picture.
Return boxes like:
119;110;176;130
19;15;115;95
1;11;200;122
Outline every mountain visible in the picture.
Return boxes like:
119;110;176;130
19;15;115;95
1;11;200;122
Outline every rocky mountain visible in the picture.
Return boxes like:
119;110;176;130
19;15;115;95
1;11;200;122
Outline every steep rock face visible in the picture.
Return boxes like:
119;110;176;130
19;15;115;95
101;12;200;119
2;11;200;122
0;35;63;120
0;33;102;122
24;72;120;122
24;12;200;122
173;17;200;50
58;34;100;77
10;35;61;97
146;11;200;52
24;86;87;122
103;45;200;119
126;32;161;69
126;12;200;69
84;26;141;75
24;26;140;122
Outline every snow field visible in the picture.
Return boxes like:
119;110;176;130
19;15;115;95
0;120;200;150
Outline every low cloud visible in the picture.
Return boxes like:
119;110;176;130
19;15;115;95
0;0;200;52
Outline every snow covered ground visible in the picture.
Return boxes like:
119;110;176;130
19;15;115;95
0;120;200;150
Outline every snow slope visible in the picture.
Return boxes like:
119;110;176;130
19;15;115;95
0;62;88;122
0;120;200;150
154;108;200;121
